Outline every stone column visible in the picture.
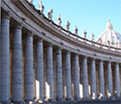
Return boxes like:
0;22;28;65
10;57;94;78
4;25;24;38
65;51;72;100
25;33;34;101
12;25;23;102
56;48;63;101
90;58;97;99
82;56;89;98
99;60;105;98
107;61;113;97
1;13;10;103
47;44;54;101
0;0;1;102
74;54;80;100
36;39;44;100
115;63;120;97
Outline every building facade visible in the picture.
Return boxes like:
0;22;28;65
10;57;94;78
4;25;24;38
0;0;121;104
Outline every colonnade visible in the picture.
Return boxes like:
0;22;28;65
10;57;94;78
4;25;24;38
0;12;121;103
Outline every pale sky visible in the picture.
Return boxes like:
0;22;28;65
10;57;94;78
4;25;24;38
32;0;121;41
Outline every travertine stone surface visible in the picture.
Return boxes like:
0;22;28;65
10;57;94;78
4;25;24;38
1;15;10;102
25;34;34;101
65;51;72;100
0;1;1;101
74;54;80;99
1;0;121;102
82;57;89;98
36;39;44;100
115;63;120;97
99;60;105;97
47;45;54;100
56;48;63;100
107;61;113;97
90;58;97;98
12;25;23;102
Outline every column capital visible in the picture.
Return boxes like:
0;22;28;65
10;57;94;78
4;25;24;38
37;38;43;42
47;43;53;47
27;32;33;37
56;47;61;51
115;62;120;64
82;56;87;59
99;59;104;62
107;61;111;64
2;11;10;19
66;50;70;54
14;24;22;29
74;53;78;56
91;57;95;60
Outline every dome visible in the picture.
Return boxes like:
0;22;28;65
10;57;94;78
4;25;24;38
97;18;121;48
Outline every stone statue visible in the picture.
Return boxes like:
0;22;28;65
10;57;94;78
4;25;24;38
99;38;102;44
28;0;33;4
74;26;78;35
107;40;110;46
57;15;62;26
66;20;70;31
83;30;87;39
91;33;94;41
47;8;53;20
39;1;44;13
116;41;118;48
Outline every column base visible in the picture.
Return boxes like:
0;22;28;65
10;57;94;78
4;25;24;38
25;100;35;104
1;100;11;104
56;98;65;101
36;99;46;103
74;97;81;101
82;97;90;100
109;96;119;100
48;98;56;102
12;100;25;104
66;98;73;101
100;96;107;100
90;96;98;100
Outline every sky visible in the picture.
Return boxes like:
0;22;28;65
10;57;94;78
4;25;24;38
32;0;121;41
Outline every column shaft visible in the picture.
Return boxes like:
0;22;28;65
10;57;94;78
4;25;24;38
65;52;72;100
115;63;120;97
36;39;44;100
25;34;34;101
1;15;10;102
56;48;63;100
47;45;54;100
74;54;80;100
82;57;89;98
90;58;97;98
107;61;113;97
99;60;105;97
12;25;23;102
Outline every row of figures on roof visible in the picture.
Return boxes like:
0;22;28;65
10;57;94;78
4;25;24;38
28;0;95;41
29;0;121;48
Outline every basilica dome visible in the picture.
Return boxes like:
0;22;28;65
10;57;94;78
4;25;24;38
97;19;121;48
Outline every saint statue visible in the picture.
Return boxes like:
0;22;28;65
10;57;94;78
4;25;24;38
74;26;78;35
99;38;102;44
28;0;33;4
107;40;110;46
39;1;44;13
66;20;70;31
83;30;87;39
57;15;62;26
91;33;94;41
47;8;53;20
